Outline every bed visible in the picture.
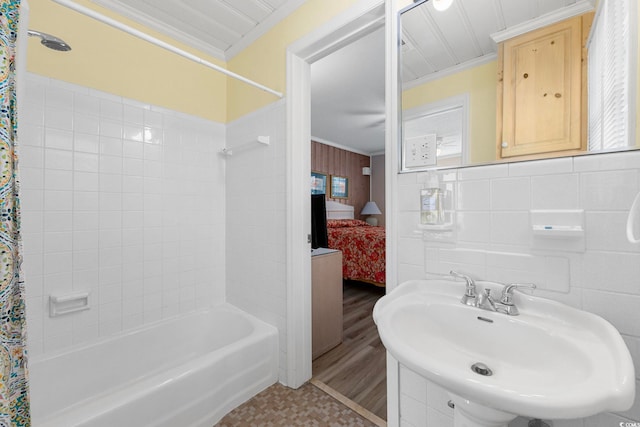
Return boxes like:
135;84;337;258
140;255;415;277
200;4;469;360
325;201;386;287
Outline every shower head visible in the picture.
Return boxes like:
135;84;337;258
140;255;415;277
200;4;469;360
27;30;72;52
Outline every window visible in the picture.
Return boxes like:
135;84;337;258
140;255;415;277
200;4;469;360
588;0;637;151
402;94;470;170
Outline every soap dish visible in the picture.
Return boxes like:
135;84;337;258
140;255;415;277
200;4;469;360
532;225;584;238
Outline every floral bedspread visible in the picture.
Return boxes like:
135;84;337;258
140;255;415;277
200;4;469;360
327;220;385;286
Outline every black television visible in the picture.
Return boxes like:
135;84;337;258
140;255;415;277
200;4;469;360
311;194;328;249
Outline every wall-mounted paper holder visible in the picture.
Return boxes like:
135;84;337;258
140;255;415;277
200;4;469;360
49;291;90;317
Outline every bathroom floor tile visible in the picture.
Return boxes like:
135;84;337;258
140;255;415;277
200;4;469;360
215;382;380;426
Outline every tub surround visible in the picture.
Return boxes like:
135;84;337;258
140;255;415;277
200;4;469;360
396;151;640;426
225;100;288;382
20;73;227;357
20;72;290;423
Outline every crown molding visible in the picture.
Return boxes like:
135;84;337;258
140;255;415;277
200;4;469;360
89;0;308;61
225;0;307;60
311;136;373;157
490;0;595;44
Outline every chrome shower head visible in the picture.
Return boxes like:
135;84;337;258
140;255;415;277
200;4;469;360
27;30;72;52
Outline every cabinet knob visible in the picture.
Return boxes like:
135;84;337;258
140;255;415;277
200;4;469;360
501;141;508;148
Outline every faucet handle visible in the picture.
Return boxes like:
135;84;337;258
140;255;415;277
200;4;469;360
500;283;536;305
450;270;476;296
451;271;478;306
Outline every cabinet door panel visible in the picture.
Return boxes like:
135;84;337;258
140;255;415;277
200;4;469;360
500;15;585;159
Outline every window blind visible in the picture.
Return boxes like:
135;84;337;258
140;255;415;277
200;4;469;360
587;0;636;151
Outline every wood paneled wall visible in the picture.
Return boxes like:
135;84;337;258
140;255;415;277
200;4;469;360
371;154;386;227
311;141;370;219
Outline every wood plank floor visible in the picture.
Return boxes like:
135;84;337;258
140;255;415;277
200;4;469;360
312;280;387;421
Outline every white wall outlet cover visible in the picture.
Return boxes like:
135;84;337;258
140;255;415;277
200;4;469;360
404;134;437;168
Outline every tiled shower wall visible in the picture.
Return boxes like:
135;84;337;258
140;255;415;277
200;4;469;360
396;152;640;426
20;73;227;358
225;100;288;382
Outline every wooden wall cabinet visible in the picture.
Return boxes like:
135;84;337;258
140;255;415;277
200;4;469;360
497;13;593;160
312;249;343;360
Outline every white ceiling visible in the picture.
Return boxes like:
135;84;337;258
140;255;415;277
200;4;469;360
89;0;593;156
401;0;587;86
311;27;386;156
89;0;306;60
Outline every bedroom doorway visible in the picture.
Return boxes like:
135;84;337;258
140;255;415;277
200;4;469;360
285;0;399;397
307;8;387;423
285;0;400;423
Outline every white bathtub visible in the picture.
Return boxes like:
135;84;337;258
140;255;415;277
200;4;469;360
30;304;279;427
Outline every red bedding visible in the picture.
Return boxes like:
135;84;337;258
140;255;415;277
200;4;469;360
327;219;385;286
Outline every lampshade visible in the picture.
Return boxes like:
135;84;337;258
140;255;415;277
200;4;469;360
361;201;382;215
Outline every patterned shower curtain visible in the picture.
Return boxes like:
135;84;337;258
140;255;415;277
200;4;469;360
0;1;30;426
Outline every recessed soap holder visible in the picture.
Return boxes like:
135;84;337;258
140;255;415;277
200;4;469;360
49;291;90;317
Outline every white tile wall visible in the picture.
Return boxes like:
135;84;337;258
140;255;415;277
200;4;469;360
20;73;226;357
396;151;640;425
224;100;288;383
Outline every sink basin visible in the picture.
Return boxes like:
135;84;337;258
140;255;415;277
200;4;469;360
373;279;635;421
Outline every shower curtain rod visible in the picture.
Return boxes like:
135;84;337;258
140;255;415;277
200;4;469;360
50;0;284;98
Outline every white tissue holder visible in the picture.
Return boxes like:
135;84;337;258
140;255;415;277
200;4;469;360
49;291;90;317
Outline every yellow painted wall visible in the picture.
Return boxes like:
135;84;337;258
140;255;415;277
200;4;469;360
402;61;498;164
226;0;363;122
26;0;227;123
27;0;371;123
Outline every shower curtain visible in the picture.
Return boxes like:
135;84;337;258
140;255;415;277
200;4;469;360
0;1;30;426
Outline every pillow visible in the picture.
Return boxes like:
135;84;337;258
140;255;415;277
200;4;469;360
327;219;370;228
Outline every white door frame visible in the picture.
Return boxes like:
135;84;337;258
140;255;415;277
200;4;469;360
285;4;400;425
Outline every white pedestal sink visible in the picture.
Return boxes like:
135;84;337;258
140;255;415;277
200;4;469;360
373;279;635;427
448;393;517;427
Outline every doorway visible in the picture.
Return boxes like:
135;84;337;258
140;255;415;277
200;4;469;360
284;0;393;419
308;23;387;420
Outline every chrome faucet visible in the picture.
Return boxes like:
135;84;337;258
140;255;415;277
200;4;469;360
450;270;477;306
451;271;536;316
477;288;497;311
